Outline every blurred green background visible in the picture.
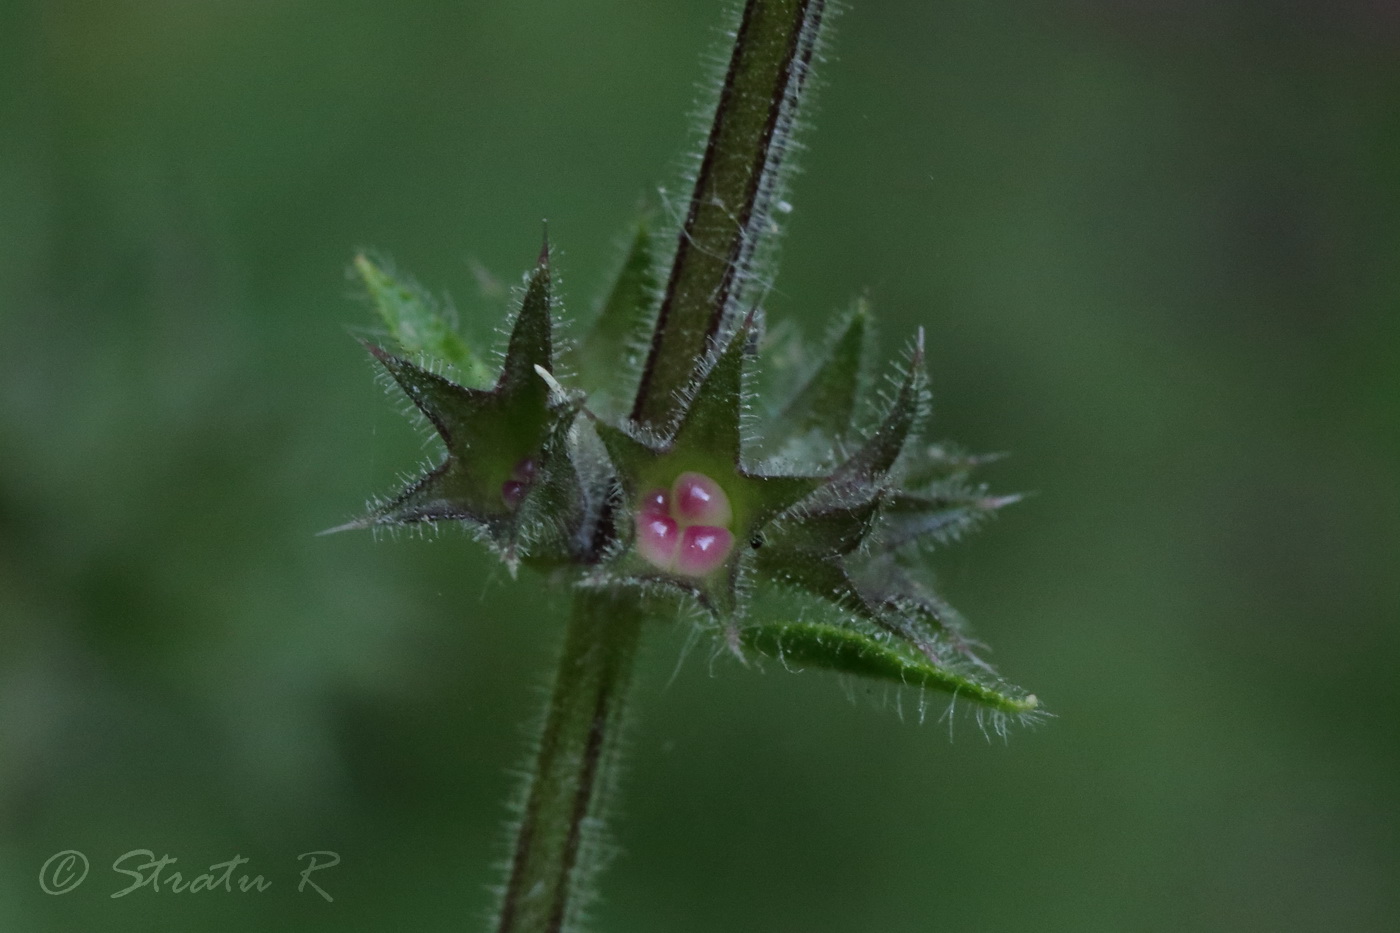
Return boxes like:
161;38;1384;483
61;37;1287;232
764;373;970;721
3;1;1398;930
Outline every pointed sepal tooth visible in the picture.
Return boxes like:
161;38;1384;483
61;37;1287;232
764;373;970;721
844;552;984;651
498;256;555;396
875;489;1022;551
363;342;489;446
591;417;665;491
366;343;551;505
754;544;864;612
360;460;483;527
832;333;927;485
902;442;1006;487
669;318;750;463
762;490;881;559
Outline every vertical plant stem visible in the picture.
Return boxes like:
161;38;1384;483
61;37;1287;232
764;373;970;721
495;589;644;933
632;0;827;432
497;4;830;929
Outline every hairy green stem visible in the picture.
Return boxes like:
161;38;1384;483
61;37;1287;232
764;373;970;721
632;0;827;431
496;3;829;928
495;590;644;933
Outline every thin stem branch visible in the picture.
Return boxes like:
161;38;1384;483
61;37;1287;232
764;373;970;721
632;0;827;432
495;589;644;933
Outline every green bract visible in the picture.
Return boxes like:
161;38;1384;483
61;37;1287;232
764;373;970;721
336;239;1039;722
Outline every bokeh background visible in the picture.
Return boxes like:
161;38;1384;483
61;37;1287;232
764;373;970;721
3;1;1398;930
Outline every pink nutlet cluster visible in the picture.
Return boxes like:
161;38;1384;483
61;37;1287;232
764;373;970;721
636;471;735;577
501;458;537;510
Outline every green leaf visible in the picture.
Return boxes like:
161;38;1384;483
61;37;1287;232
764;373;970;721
576;220;659;414
354;253;493;387
740;620;1040;715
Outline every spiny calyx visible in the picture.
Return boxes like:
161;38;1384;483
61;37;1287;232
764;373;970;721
332;251;583;572
338;238;1041;721
592;318;821;613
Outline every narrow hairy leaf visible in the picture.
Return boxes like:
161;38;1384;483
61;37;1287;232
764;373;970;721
741;621;1039;715
577;221;659;412
354;253;493;387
